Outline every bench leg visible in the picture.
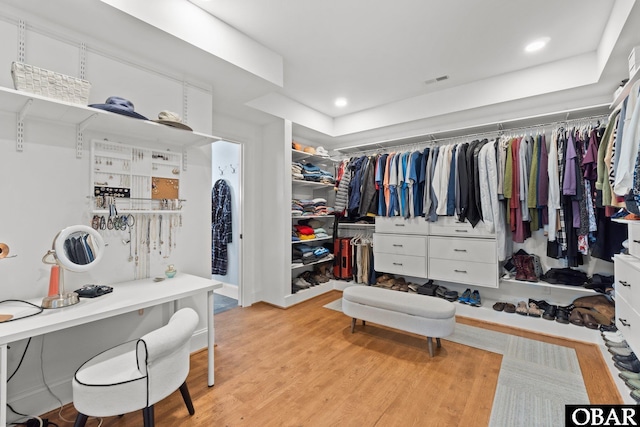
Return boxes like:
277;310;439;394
436;337;441;348
362;320;366;326
351;317;356;333
427;337;434;357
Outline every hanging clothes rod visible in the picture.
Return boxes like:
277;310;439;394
338;113;609;157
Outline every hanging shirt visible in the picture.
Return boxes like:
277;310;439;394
388;153;399;216
407;151;420;218
446;145;457;216
547;131;560;240
383;153;394;215
376;154;389;216
614;83;640;196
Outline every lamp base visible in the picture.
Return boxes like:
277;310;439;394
42;291;79;309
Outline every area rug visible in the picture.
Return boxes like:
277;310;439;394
324;298;589;427
214;293;238;315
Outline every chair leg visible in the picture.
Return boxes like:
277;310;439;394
427;337;434;357
436;337;442;348
73;413;89;427
143;405;155;427
180;381;196;415
351;317;356;333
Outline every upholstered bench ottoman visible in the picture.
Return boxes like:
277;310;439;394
342;286;456;357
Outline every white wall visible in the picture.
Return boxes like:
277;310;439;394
211;141;241;287
0;9;222;421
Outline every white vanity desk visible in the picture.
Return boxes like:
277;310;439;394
0;273;222;425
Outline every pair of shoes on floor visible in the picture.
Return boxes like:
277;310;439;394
527;299;573;323
458;288;481;307
515;300;543;317
609;345;634;357
614;358;640;374
492;301;516;313
568;308;599;329
435;286;458;302
603;331;627;343
600;323;618;333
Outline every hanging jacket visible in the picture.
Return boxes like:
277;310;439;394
212;179;232;275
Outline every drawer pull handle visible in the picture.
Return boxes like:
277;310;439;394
620;281;631;287
619;318;631;327
392;244;404;247
455;229;468;233
395;224;405;227
454;249;467;252
393;262;403;266
634;239;640;244
454;269;467;273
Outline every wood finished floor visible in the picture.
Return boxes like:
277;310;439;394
45;290;621;426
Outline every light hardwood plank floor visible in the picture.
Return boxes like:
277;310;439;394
44;290;621;426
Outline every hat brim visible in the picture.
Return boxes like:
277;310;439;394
88;104;148;120
153;120;193;131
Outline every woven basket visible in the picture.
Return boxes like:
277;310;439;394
11;62;91;105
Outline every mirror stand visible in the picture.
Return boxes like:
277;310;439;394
41;258;79;308
41;225;104;309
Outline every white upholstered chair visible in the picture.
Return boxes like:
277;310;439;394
71;307;199;427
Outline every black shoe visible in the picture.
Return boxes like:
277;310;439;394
613;353;638;363
530;299;550;312
600;324;618;333
444;290;459;302
615;359;640;373
542;305;557;321
435;286;449;299
555;307;570;324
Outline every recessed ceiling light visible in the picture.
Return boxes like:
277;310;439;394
334;97;348;107
525;37;550;53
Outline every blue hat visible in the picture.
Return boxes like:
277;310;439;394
88;96;148;120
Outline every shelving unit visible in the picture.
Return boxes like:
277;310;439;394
500;278;596;294
0;86;222;161
289;148;337;305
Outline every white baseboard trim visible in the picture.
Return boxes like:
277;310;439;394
214;282;238;300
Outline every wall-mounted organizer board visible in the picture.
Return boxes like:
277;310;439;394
90;139;184;214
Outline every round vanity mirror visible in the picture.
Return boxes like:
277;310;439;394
42;225;105;308
52;225;105;272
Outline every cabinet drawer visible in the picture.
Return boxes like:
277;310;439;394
429;216;495;238
614;254;640;307
373;234;427;256
428;259;498;288
374;253;426;278
629;222;640;259
615;295;640;354
375;217;429;235
429;236;496;263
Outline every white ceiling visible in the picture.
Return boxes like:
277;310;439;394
3;0;640;149
192;0;614;117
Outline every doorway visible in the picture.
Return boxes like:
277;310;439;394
211;140;242;310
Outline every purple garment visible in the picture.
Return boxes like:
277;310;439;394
563;134;577;196
582;130;599;181
563;134;580;228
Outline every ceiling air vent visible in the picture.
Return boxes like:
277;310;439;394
424;75;449;85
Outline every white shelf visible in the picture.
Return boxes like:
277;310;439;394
611;67;640;109
500;278;596;294
0;86;222;147
292;214;336;219
291;257;334;270
338;222;375;228
284;281;335;307
453;296;602;343
291;149;334;163
92;210;183;215
292;236;332;244
292;180;334;189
